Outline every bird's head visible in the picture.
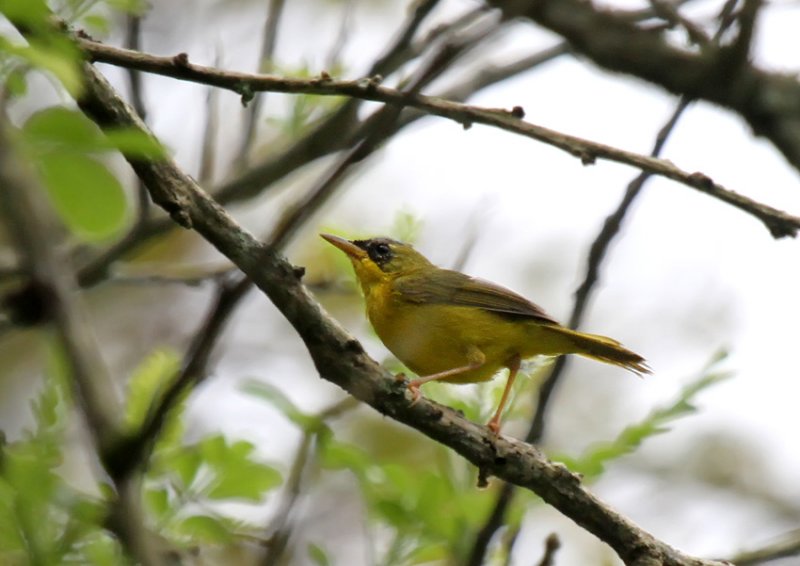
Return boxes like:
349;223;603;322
321;234;432;291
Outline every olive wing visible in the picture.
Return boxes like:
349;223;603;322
394;269;559;325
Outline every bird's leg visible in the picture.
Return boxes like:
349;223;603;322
407;348;486;404
487;354;521;435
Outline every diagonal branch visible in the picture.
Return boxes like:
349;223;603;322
69;54;726;566
78;37;800;239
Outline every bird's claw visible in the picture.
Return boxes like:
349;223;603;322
406;382;422;406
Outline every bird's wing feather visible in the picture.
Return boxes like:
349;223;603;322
395;269;559;324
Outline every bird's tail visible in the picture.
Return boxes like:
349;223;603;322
541;325;651;375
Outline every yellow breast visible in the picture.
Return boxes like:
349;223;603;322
363;281;521;383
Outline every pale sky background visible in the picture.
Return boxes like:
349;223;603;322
5;1;800;564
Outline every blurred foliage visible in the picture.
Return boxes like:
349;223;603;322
0;345;284;565
555;351;732;479
17;106;164;243
1;1;163;244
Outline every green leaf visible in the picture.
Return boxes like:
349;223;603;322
0;0;50;25
319;439;371;473
143;487;169;521
241;380;319;431
390;210;423;243
17;38;83;96
103;128;165;158
161;448;202;489
105;0;149;14
23;107;165;158
174;515;234;545
75;531;123;566
1;441;62;561
2;67;28;98
559;351;732;478
0;479;25;553
82;14;110;34
307;542;331;566
199;435;282;501
409;542;448;564
23;107;104;151
124;348;181;432
37;151;128;242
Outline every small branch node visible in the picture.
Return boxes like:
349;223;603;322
688;171;714;189
510;105;525;119
237;82;255;107
477;465;491;489
367;74;384;90
165;203;192;229
172;52;190;68
344;338;364;354
555;461;583;485
766;220;796;239
580;151;597;165
292;265;306;279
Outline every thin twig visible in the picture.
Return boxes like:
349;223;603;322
123;11;151;224
123;12;147;121
78;38;800;238
198;53;220;185
324;0;354;70
536;533;561;566
367;0;443;78
649;0;711;47
109;273;252;477
236;0;286;167
725;528;800;565
261;397;358;566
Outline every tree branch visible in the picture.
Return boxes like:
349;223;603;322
78;37;800;239
488;0;800;172
67;54;726;566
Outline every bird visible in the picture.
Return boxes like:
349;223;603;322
321;233;650;434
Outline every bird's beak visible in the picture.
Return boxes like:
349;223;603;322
320;233;366;259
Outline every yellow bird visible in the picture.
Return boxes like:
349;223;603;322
321;234;649;433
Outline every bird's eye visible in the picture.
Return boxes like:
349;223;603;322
368;242;392;264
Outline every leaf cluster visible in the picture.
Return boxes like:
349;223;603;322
0;346;285;564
